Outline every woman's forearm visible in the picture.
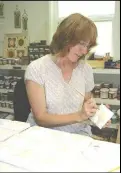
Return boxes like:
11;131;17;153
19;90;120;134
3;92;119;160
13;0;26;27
33;111;84;127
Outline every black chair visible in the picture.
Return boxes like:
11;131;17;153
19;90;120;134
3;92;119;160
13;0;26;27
13;78;31;122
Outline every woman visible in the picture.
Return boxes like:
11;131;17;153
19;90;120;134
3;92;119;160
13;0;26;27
25;13;110;136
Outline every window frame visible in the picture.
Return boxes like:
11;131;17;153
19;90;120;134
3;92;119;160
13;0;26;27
59;14;114;24
58;10;114;56
49;1;119;60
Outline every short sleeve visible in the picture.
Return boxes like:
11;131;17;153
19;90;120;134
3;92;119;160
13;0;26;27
24;60;45;86
84;63;95;92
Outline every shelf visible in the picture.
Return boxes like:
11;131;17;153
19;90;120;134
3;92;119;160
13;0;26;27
0;88;14;92
0;107;14;114
0;66;120;74
0;65;27;70
93;69;120;75
110;122;120;129
95;98;120;106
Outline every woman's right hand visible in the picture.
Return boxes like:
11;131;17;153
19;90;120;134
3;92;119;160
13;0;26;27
79;98;98;121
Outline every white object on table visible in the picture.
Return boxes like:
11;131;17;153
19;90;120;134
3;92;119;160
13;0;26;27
0;126;120;172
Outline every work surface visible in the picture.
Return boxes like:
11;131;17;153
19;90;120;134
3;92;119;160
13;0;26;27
0;120;120;172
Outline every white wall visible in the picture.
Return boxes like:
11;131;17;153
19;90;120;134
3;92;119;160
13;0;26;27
0;1;49;56
0;1;120;60
112;1;120;60
48;1;58;44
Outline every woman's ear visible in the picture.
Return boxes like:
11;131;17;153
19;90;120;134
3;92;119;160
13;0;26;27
67;44;72;52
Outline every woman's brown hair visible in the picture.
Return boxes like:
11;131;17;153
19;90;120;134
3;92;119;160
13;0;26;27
50;13;98;57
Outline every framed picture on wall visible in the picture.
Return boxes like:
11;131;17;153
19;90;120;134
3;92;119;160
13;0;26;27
0;1;4;18
4;33;29;58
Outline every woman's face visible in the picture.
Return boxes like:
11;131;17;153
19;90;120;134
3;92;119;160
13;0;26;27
67;41;90;63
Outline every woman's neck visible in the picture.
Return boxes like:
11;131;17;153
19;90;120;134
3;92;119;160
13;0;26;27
56;56;77;70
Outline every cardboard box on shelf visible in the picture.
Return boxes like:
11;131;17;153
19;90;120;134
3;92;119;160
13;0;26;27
86;60;105;69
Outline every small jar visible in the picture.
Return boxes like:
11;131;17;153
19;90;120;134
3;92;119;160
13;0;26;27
0;81;4;89
2;58;7;65
7;58;12;65
35;54;39;59
1;101;6;108
40;48;44;52
94;84;101;90
0;58;3;65
5;101;10;108
117;86;120;100
100;88;109;99
4;76;10;80
0;101;2;107
109;91;116;99
103;83;110;89
4;80;10;89
1;92;8;101
11;81;17;90
17;77;22;81
11;59;15;65
94;90;100;98
13;76;17;80
109;88;118;98
8;101;13;109
30;55;34;60
39;54;43;58
109;83;113;88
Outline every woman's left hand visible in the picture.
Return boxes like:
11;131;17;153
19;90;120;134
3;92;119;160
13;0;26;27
103;104;111;128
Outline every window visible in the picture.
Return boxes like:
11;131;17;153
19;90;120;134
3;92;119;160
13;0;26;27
58;1;115;56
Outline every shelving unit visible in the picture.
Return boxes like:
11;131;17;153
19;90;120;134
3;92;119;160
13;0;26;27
0;42;50;119
95;98;120;106
0;91;120;105
85;120;119;130
93;68;120;143
0;88;13;92
0;65;27;70
0;107;14;114
93;68;120;75
0;65;120;74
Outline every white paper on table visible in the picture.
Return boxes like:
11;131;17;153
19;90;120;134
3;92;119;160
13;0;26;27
0;119;30;132
81;139;120;172
0;126;97;172
0;127;17;142
0;119;31;142
0;161;28;172
90;104;114;129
